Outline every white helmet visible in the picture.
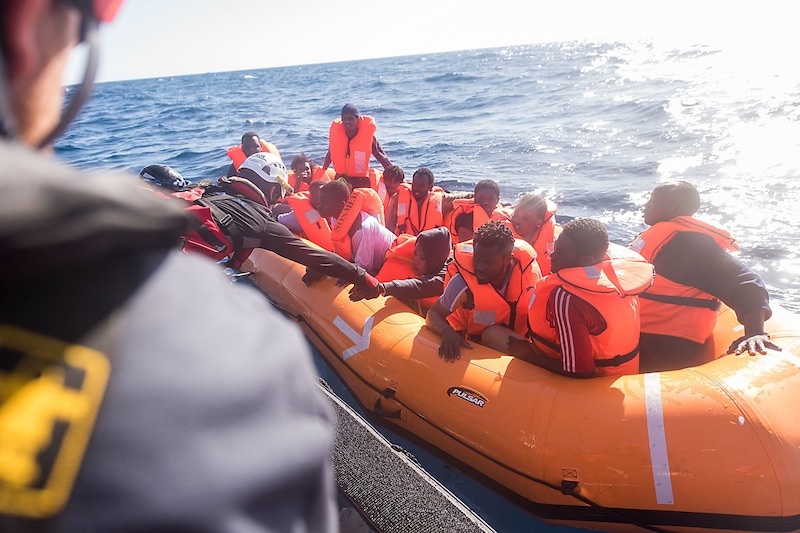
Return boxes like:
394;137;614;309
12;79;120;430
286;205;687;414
238;152;292;194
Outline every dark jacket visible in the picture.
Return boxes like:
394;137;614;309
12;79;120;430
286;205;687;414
0;142;337;532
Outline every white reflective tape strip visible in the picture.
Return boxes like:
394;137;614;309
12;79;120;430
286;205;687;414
644;373;674;505
334;315;374;360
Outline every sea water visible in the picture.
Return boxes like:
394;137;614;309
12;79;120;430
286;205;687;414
57;41;800;532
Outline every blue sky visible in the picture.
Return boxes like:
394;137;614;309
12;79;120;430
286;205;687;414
65;0;795;84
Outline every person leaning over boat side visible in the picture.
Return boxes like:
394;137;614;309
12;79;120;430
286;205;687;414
426;221;541;362
508;219;654;378
142;160;373;287
447;179;513;244
276;180;334;250
0;1;338;531
505;193;560;276
225;130;281;177
630;181;781;371
349;226;452;314
316;179;396;275
321;103;392;189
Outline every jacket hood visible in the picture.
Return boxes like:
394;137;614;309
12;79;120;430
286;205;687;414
416;226;452;275
0;142;188;283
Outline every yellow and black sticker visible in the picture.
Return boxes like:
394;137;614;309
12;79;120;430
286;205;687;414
0;324;109;519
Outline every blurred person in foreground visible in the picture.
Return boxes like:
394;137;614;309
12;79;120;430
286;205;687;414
0;1;337;531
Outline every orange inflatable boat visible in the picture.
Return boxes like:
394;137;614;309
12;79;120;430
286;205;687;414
243;247;800;533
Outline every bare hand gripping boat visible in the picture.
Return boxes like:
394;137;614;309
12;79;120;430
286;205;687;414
244;247;800;533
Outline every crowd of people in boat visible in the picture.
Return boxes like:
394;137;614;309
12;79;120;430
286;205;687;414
142;103;781;378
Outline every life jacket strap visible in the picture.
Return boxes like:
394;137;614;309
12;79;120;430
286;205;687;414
595;346;639;367
194;197;244;255
639;292;721;310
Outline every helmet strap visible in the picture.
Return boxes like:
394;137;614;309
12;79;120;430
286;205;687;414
36;17;101;149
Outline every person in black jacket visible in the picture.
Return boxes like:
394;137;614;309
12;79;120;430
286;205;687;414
140;162;378;287
0;1;339;531
630;180;781;371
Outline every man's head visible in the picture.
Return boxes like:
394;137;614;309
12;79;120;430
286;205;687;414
411;167;435;202
472;220;515;286
291;153;314;183
1;0;124;147
241;132;262;158
413;226;451;277
511;193;548;241
474;180;501;214
643;180;701;226
550;218;608;273
382;165;405;197
308;180;325;211
341;103;360;138
318;179;351;219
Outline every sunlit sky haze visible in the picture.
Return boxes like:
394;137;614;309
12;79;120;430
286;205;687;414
65;0;797;84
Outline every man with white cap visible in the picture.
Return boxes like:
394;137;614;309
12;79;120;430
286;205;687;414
143;153;377;285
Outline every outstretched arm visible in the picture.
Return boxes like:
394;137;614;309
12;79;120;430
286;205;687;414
260;219;367;284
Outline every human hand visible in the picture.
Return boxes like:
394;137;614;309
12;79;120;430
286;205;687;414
727;334;782;356
439;328;471;363
349;274;380;299
301;268;325;286
507;336;532;357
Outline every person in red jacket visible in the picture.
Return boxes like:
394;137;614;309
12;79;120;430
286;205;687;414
509;219;654;377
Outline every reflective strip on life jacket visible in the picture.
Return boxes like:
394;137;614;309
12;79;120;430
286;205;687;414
331;187;385;260
328;116;377;178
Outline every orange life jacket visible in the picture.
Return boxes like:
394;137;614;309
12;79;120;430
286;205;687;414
393;185;445;236
447;199;513;244
330;187;385;261
526;244;654;377
445;239;541;337
226;140;281;170
377;174;394;210
505;199;559;276
288;167;334;194
328;116;377;178
380;179;403;215
629;216;739;343
376;234;441;311
285;192;333;251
